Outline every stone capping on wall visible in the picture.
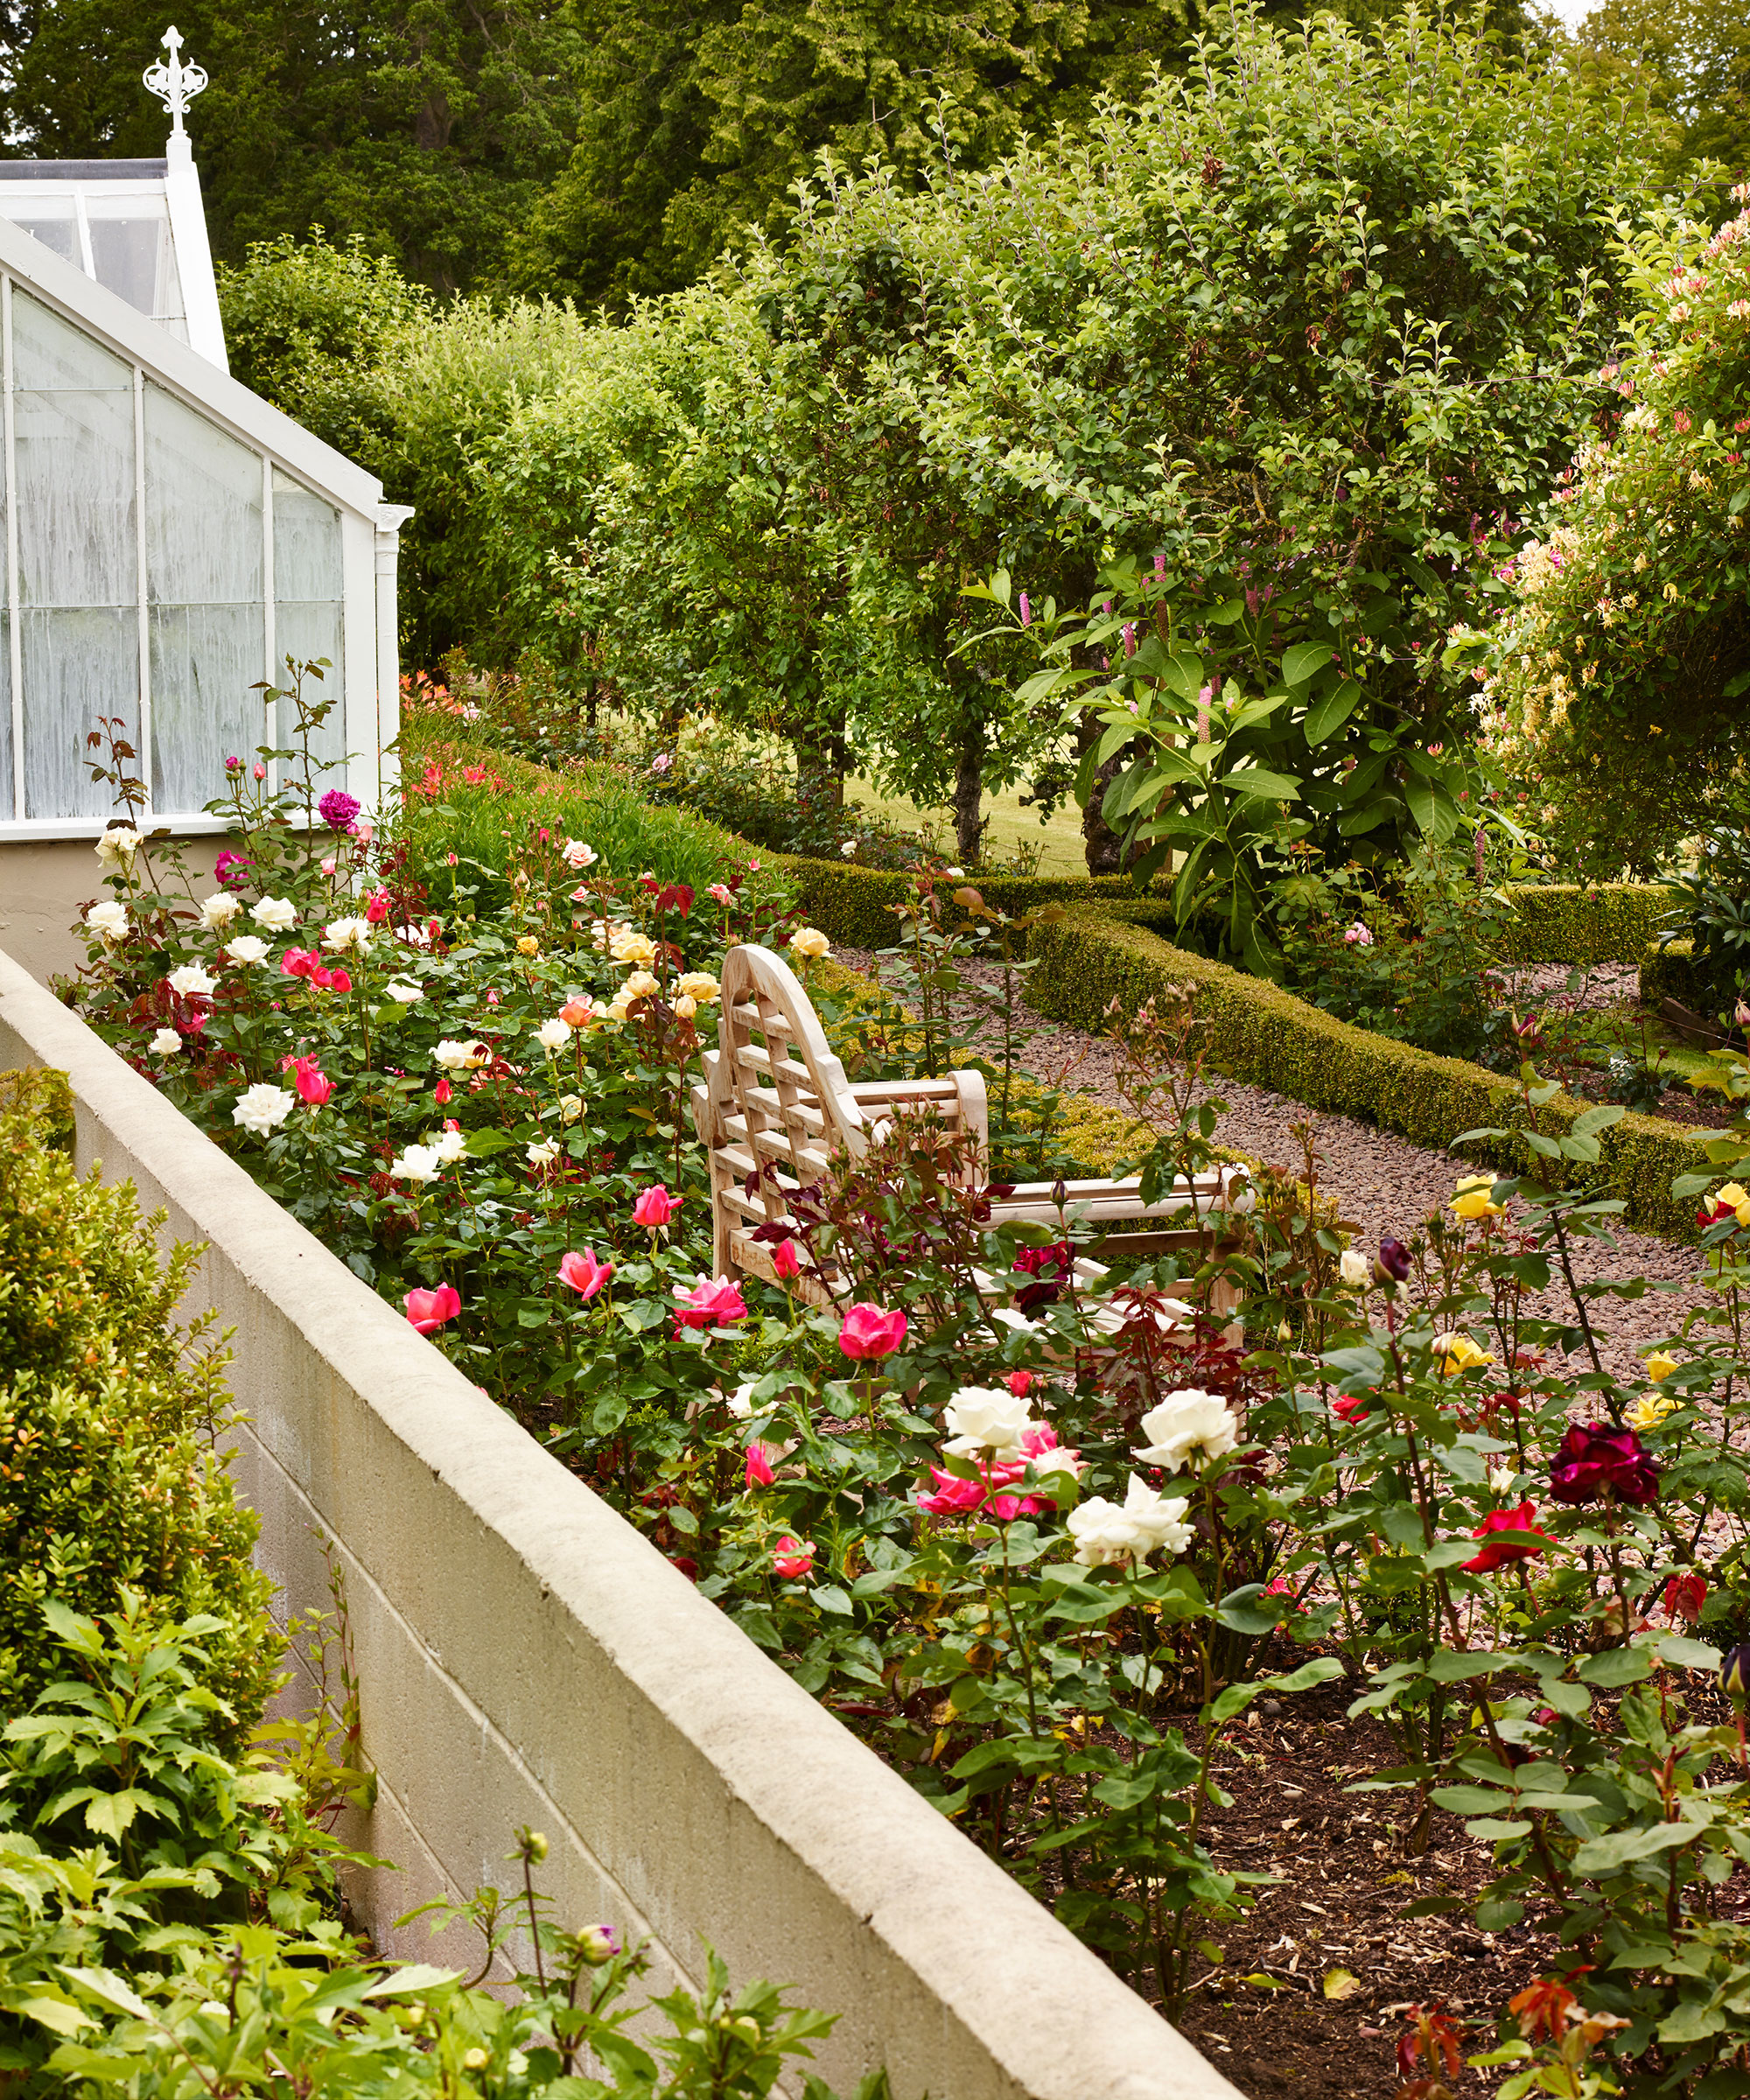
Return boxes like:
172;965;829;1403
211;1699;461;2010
0;948;1237;2100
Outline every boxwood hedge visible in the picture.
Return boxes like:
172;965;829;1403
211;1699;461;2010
1026;905;1709;1240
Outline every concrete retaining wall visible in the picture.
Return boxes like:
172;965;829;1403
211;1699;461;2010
0;945;1236;2100
0;832;234;987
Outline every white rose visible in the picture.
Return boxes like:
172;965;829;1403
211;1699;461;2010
167;963;216;998
200;893;242;930
430;1127;468;1165
233;1083;295;1137
384;979;424;1004
562;838;597;870
724;1382;758;1420
942;1385;1037;1460
323;916;373;955
535;1018;572;1053
526;1139;560;1167
394;922;432;948
250;896;297;933
1133;1388;1240;1474
1219;1166;1256;1216
94;826;142;865
224;934;270;966
433;1040;486;1071
150;1026;182;1057
85;900;129;943
390;1144;443;1184
559;1093;583;1124
1339;1249;1371;1289
1068;1474;1193;1569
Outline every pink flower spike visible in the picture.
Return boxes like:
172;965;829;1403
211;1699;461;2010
773;1536;815;1580
557;1247;612;1300
404;1284;461;1334
744;1442;775;1488
633;1184;682;1228
772;1237;802;1280
838;1302;907;1361
673;1276;748;1331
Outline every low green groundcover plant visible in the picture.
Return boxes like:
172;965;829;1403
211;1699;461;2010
62;693;1750;2091
0;1597;877;2098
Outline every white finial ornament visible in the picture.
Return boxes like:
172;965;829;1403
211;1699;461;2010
143;25;208;140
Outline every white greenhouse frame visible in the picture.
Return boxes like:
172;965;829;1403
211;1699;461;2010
0;210;410;844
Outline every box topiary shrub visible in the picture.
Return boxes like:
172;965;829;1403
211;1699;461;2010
1497;884;1676;968
0;1068;277;1733
1026;907;1709;1239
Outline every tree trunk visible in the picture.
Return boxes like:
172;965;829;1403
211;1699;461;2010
953;728;984;866
794;726;844;819
1077;715;1126;875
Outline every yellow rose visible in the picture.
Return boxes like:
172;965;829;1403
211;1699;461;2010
676;971;721;1003
1449;1173;1503;1221
612;930;658;968
1717;1181;1748;1211
1432;1331;1493;1376
1628;1391;1678;1432
1644;1353;1678;1382
621;970;659;1001
516;934;541;956
788;927;831;960
675;993;697;1019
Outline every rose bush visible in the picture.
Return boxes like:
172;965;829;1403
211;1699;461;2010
63;701;1750;2084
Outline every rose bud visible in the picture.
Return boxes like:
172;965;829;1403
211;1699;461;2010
1376;1236;1412;1283
1722;1645;1750;1701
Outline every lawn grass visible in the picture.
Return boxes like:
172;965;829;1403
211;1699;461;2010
844;774;1088;876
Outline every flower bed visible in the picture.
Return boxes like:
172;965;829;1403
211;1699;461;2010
56;705;1750;2096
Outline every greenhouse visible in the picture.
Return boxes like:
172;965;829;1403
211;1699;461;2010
0;54;405;848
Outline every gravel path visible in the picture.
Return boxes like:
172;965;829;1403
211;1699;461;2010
833;946;1709;1381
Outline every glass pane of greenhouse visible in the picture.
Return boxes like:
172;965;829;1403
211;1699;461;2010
145;382;264;813
13;291;138;822
273;468;346;774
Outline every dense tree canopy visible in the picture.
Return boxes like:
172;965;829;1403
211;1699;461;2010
1564;0;1749;186
0;0;579;290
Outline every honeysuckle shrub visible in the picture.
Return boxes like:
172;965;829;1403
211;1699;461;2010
60;696;1750;2083
0;1600;878;2100
1463;183;1750;879
0;1068;276;1736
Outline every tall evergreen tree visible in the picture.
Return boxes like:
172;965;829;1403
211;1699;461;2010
0;0;580;291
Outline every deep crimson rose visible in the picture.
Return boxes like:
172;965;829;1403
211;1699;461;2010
1549;1422;1659;1507
1461;1501;1550;1574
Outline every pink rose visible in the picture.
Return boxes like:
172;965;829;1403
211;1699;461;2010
772;1237;802;1280
673;1276;748;1332
744;1442;775;1488
292;1057;332;1107
557;1248;612;1300
773;1536;815;1580
633;1184;682;1228
838;1302;907;1361
404;1284;461;1334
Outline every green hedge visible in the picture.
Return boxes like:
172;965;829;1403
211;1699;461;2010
1027;905;1710;1240
1498;884;1675;967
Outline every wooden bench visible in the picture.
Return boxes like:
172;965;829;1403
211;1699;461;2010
688;942;1245;1328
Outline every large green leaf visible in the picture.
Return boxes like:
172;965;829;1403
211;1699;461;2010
1281;642;1332;688
1303;677;1362;745
1219;766;1300;802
